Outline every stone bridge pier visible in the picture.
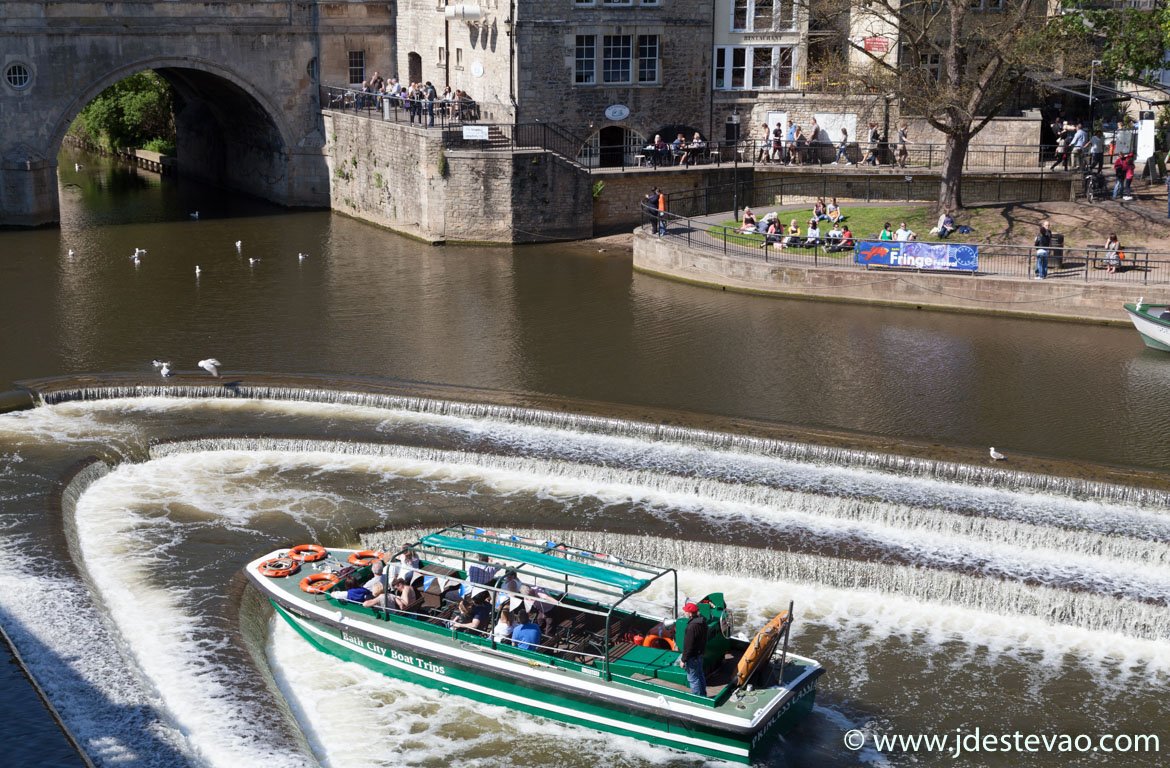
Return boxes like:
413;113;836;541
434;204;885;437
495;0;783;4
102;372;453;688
0;1;364;226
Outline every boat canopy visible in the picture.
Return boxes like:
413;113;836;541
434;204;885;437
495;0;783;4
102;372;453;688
420;533;651;594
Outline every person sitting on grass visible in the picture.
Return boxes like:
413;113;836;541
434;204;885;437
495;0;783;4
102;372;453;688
936;210;955;239
826;197;843;224
826;222;843;248
829;225;855;252
813;198;829;221
738;207;758;233
805;218;821;247
779;218;800;249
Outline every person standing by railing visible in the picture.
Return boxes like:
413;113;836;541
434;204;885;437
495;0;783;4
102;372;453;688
1033;220;1052;280
896;123;911;168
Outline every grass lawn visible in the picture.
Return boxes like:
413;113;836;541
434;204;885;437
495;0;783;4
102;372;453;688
711;203;937;243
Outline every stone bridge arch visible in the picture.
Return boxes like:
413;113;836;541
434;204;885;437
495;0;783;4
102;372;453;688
0;3;361;227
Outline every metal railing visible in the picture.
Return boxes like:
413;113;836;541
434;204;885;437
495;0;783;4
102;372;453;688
320;85;514;128
644;210;1170;286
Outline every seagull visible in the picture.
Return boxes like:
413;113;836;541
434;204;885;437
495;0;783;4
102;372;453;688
235;240;242;251
989;447;1005;462
190;211;200;220
197;358;221;377
152;360;166;369
132;255;141;266
249;257;259;266
134;247;147;256
195;265;201;276
67;249;74;258
298;252;306;262
159;362;172;377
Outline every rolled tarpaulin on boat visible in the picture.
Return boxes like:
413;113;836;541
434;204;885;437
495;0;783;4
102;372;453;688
0;390;34;413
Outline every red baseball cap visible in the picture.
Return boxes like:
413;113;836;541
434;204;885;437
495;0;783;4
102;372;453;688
683;602;699;613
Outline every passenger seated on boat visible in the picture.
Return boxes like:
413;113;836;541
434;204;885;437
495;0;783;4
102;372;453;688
522;584;558;632
493;608;516;643
364;577;418;610
468;553;499;586
510;608;543;651
388;545;421;582
451;594;492;634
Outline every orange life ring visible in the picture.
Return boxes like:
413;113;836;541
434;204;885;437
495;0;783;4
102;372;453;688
641;634;677;651
299;573;340;594
258;557;300;578
288;544;327;562
734;610;789;688
347;549;381;566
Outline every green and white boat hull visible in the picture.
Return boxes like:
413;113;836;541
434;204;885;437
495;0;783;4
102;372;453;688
1124;303;1170;351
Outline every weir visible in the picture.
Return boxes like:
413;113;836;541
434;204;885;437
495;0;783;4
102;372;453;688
362;528;1170;644
24;380;1170;507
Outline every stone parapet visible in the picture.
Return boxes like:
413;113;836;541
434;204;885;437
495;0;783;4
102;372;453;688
633;230;1137;324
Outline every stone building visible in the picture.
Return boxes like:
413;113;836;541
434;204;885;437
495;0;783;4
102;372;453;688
321;1;715;167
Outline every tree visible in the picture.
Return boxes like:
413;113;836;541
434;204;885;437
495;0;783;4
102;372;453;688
74;71;176;154
814;0;1093;211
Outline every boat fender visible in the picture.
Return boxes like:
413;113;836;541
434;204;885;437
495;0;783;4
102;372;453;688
733;610;789;688
288;543;327;562
347;549;382;566
641;634;677;651
258;557;300;578
300;573;340;594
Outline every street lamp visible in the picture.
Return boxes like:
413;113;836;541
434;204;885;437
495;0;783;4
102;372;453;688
1089;59;1101;130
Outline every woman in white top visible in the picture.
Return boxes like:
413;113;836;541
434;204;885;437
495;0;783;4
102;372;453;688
494;609;516;643
805;219;821;247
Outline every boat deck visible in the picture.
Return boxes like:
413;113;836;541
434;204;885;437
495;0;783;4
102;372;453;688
251;548;821;720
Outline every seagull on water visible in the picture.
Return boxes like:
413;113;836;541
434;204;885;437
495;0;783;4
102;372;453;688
152;359;166;369
298;252;306;262
132;255;141;266
249;257;259;266
198;358;222;377
989;447;1005;462
67;249;74;258
190;211;200;220
235;240;242;251
195;265;201;276
134;247;147;256
159;362;172;377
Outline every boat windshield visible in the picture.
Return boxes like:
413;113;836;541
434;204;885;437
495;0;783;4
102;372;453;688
420;533;652;594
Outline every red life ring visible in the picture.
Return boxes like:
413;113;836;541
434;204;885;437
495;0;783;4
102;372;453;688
641;634;677;651
299;573;339;594
258;557;300;578
347;550;381;566
288;544;327;562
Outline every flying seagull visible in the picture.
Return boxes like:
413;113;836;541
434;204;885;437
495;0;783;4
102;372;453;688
989;447;1005;461
152;360;166;369
198;358;221;377
249;257;259;266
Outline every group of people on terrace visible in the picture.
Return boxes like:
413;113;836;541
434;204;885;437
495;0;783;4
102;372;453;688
645;132;709;167
754;120;904;168
349;72;478;125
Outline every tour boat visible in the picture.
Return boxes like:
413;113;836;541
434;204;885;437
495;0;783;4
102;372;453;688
1124;301;1170;351
245;525;823;763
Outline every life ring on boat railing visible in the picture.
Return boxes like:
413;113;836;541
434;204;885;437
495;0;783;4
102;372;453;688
347;549;381;566
257;557;300;578
288;544;327;562
733;610;790;688
299;573;340;594
641;634;677;651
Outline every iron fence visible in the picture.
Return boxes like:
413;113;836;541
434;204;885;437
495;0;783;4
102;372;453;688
320;85;513;128
644;210;1170;286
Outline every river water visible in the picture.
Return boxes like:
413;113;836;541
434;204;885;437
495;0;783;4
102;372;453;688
0;148;1166;767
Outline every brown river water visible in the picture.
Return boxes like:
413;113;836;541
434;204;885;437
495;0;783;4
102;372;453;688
0;147;1166;767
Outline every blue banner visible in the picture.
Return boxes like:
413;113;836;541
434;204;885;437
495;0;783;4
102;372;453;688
855;241;978;272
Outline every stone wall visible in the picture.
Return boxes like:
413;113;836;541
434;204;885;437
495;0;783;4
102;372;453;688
325;111;591;242
633;230;1135;323
592;168;743;233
